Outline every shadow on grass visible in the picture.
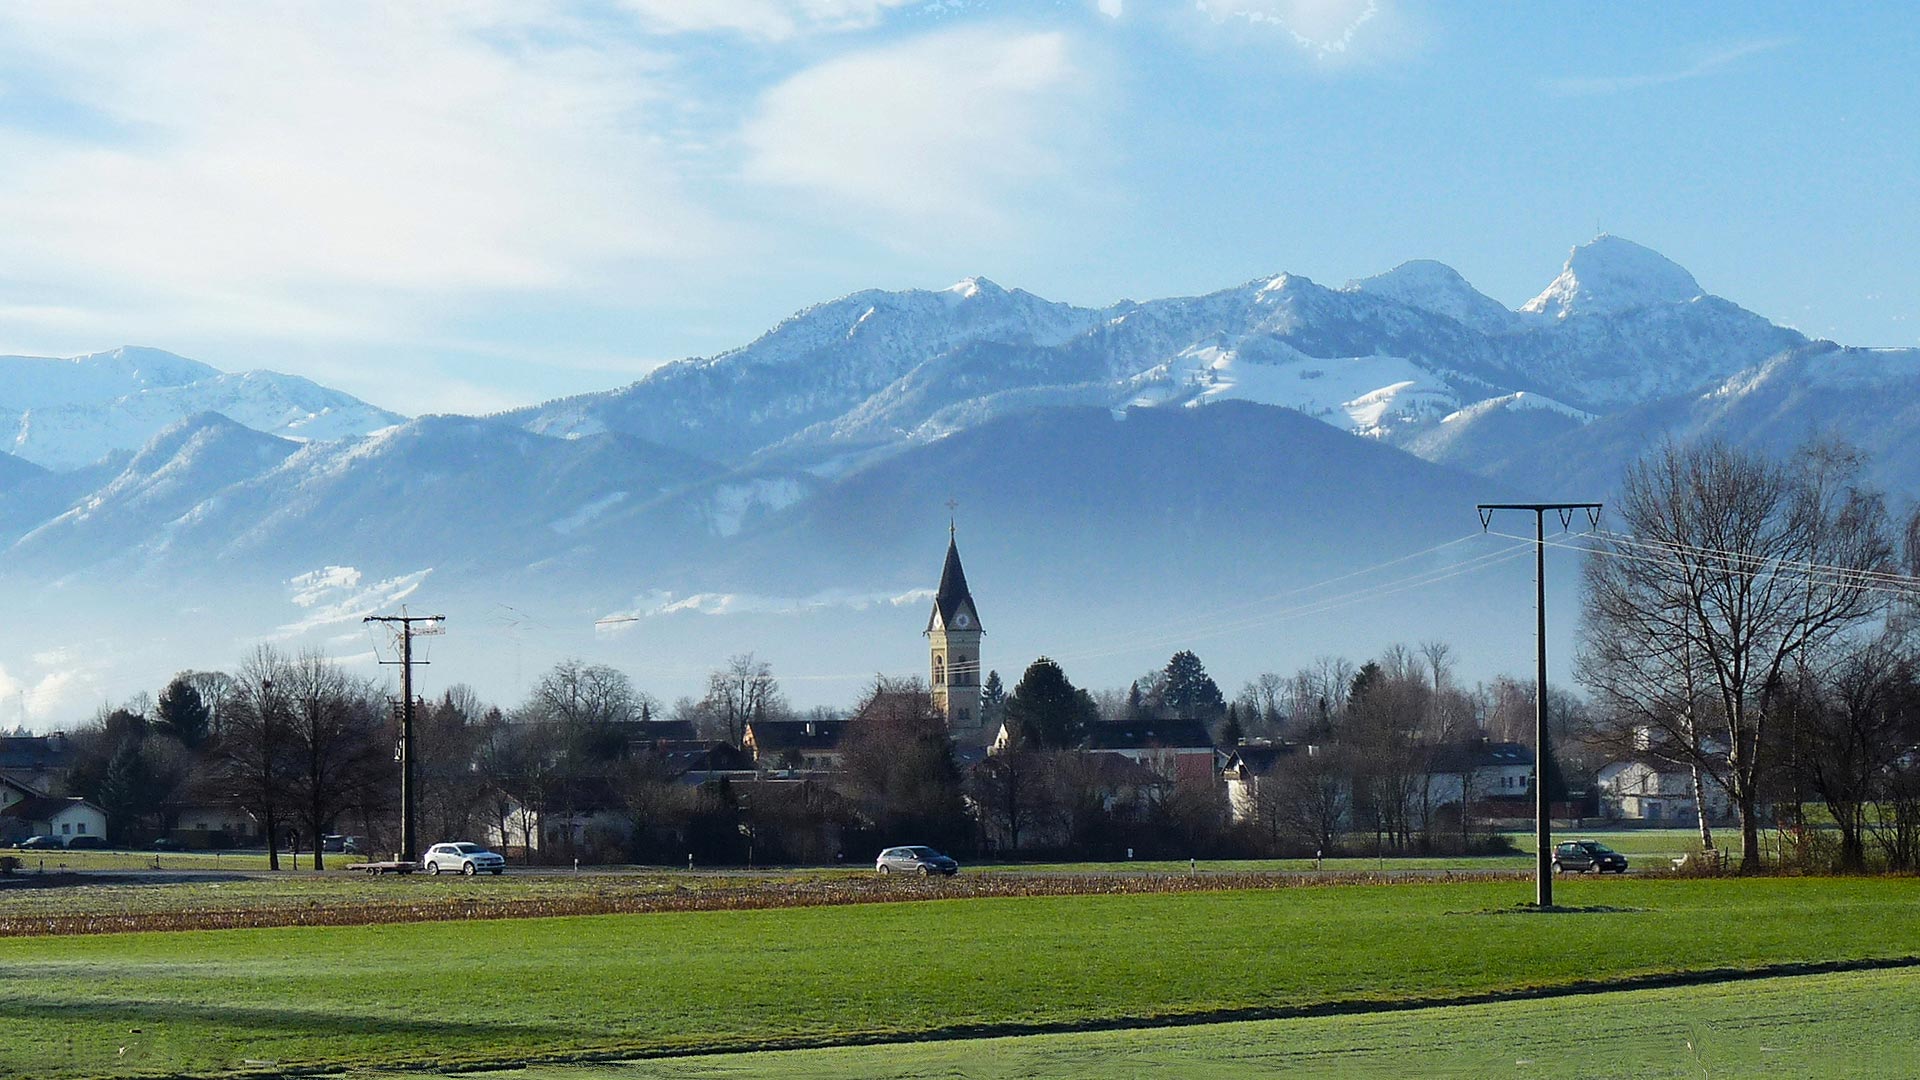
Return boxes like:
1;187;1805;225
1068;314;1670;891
1448;904;1650;916
0;994;579;1042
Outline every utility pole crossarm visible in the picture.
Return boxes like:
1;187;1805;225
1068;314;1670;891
1476;502;1601;909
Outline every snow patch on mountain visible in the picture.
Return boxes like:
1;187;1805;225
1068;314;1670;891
1441;391;1595;426
1127;342;1459;438
550;492;629;536
1523;235;1704;319
278;566;432;636
706;477;807;538
290;566;365;606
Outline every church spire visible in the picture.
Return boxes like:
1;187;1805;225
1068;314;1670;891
929;528;980;633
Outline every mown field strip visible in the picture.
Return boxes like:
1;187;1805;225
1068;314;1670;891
3;877;1915;1079
450;965;1920;1080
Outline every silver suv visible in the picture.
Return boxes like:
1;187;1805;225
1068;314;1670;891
876;846;959;877
421;842;506;876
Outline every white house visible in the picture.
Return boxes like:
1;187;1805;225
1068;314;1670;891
1419;740;1535;809
1595;759;1734;824
0;789;107;844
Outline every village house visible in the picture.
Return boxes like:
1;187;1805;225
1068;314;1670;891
1084;719;1218;787
743;718;850;774
0;773;106;844
1220;741;1302;825
1594;758;1735;824
0;732;75;795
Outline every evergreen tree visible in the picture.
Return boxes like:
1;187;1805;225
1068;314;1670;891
1218;704;1245;748
979;670;1006;728
1349;661;1384;709
97;737;156;844
1162;650;1226;720
155;677;212;749
1126;681;1145;721
1003;657;1100;749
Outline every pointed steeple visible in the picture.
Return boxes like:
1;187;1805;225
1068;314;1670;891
927;528;981;634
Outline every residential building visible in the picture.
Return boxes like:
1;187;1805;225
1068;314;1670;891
1595;759;1734;824
0;790;106;844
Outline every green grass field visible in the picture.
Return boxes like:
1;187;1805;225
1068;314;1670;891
448;966;1920;1079
4;876;1917;1078
1;848;364;872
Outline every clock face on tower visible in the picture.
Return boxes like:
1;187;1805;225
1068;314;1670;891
953;612;972;629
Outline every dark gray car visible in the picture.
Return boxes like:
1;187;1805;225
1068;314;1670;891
876;845;959;876
1553;840;1628;874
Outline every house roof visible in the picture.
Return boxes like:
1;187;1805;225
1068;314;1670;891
745;720;850;753
1;774;45;799
1427;740;1533;773
659;743;755;778
1222;743;1297;776
0;794;101;822
925;530;981;633
624;719;699;745
0;734;73;771
1078;752;1172;789
1086;719;1214;751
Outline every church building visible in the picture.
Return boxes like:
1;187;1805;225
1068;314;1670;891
926;525;988;747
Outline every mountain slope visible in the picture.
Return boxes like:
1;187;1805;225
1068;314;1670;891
1495;343;1920;498
1;347;406;470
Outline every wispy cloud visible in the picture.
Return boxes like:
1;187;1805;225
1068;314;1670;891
0;5;723;344
616;0;916;41
1196;0;1381;56
740;26;1097;235
1547;38;1791;96
599;587;934;625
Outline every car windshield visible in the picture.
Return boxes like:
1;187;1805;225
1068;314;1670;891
909;847;939;858
454;843;486;854
1582;843;1614;854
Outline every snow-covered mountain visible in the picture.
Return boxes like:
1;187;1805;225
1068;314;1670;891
4;236;1915;723
1;346;406;470
1493;343;1920;499
508;235;1805;474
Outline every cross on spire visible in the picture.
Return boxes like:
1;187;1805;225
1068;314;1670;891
946;498;958;538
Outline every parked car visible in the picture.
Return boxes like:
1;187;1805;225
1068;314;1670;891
322;834;363;855
421;842;506;876
875;845;960;877
14;835;62;850
151;838;183;851
63;836;108;850
1553;840;1629;874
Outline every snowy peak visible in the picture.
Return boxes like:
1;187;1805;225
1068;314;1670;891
944;276;1005;300
1346;260;1518;334
1522;235;1704;319
0;348;405;471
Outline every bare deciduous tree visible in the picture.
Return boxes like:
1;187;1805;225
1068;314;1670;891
1580;439;1894;871
702;653;785;745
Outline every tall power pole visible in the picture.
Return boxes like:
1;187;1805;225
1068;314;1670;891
1477;502;1600;908
364;612;445;861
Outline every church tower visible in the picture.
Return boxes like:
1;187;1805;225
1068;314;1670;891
926;524;986;746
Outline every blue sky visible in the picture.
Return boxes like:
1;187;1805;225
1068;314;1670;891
0;1;1914;416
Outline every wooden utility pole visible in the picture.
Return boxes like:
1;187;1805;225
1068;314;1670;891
1477;502;1601;908
364;612;445;861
